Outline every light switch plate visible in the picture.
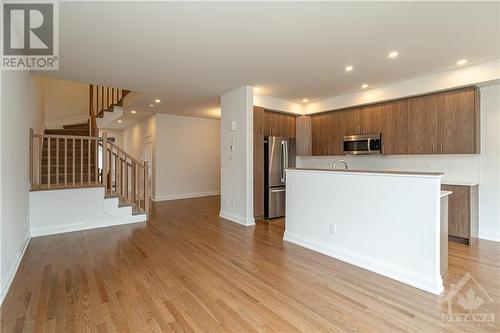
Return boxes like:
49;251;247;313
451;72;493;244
230;121;236;131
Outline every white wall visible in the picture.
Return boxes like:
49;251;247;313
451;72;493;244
285;169;443;294
123;115;156;194
220;86;254;226
0;70;34;303
253;94;303;114
297;84;500;241
38;76;89;128
154;114;220;201
101;128;124;148
29;187;145;237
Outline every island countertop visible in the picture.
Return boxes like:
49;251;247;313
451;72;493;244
286;167;444;178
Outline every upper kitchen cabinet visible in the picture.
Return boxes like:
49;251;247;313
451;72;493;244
253;107;265;134
264;110;283;136
311;112;332;155
296;115;311;156
380;99;409;155
436;87;480;154
407;94;439;154
361;104;382;135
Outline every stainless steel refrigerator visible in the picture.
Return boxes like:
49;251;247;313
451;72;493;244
264;137;296;219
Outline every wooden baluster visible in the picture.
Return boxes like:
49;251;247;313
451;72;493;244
125;158;128;202
39;137;43;185
64;138;67;186
87;138;91;184
107;87;110;109
114;153;118;194
47;138;51;186
96;85;100;113
95;139;98;183
102;133;108;190
72;138;75;186
144;161;149;215
80;138;83;184
56;138;59;185
101;86;104;111
132;163;136;206
29;129;33;187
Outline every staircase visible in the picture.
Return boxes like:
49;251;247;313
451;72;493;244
29;84;148;217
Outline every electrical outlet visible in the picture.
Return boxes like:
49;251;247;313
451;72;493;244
329;223;336;234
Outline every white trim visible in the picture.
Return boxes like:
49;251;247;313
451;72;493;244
283;231;444;295
30;215;146;237
152;191;220;202
0;236;30;305
219;210;255;227
44;114;89;129
479;229;500;242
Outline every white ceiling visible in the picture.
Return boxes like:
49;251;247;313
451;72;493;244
38;1;500;119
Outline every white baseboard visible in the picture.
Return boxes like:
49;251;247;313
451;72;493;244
0;236;30;305
219;210;255;227
153;191;220;202
283;231;443;295
30;215;146;237
479;229;500;242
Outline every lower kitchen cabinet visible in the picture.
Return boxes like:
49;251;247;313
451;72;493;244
441;184;478;245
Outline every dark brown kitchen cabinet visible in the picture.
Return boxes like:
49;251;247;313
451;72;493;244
284;114;296;137
311;112;331;155
380;99;409;155
264;111;283;136
436;87;480;154
253;133;264;219
441;184;478;245
361;104;382;134
254;106;265;134
407;94;439;154
296;115;312;156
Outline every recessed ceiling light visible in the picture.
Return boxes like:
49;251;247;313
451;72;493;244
149;104;155;107
345;66;353;72
302;98;309;103
155;99;161;103
361;84;368;89
117;119;123;123
131;110;137;114
254;87;261;92
388;51;399;58
457;59;468;65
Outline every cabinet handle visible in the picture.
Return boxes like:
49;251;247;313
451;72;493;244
432;143;435;154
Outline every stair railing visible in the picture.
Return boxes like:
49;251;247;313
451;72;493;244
89;84;130;136
30;130;149;216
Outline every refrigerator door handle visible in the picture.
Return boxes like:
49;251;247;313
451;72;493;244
281;140;286;182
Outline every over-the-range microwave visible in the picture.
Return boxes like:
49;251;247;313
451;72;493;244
343;133;382;155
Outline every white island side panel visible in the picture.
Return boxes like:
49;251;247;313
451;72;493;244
284;169;443;294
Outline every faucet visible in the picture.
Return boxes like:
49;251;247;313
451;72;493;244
332;159;348;170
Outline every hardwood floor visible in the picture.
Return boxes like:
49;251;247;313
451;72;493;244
1;196;499;332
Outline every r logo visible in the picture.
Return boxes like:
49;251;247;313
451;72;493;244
3;3;53;55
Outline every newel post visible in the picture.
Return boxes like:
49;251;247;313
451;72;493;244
102;132;108;190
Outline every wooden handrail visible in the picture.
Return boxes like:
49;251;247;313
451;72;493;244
30;130;149;217
88;84;130;137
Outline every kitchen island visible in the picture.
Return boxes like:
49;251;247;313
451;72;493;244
284;168;445;294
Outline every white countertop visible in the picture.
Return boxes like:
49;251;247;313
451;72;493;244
286;167;444;178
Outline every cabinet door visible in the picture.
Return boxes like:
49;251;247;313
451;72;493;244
296;115;311;156
437;88;478;154
253;107;265;134
326;111;343;155
284;114;296;138
253;133;264;219
265;111;285;137
442;185;470;239
380;100;408;155
361;104;382;135
407;95;438;154
311;113;329;155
